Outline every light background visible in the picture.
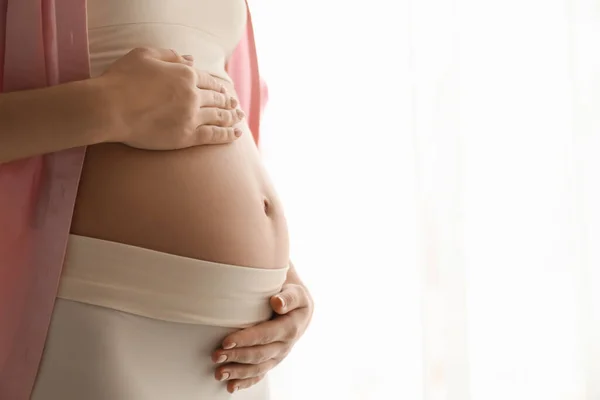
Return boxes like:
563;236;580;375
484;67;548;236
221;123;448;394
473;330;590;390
249;0;600;399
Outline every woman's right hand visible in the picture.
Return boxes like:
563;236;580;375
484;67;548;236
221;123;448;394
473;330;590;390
97;47;245;150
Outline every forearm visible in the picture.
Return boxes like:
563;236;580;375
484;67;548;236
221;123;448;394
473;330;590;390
0;78;111;163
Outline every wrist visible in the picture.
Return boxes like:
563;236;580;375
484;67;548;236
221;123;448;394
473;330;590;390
82;76;127;144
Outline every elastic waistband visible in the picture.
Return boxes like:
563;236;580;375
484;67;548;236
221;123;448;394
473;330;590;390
57;235;288;328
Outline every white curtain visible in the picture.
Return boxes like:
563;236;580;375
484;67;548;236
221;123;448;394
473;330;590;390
250;0;600;399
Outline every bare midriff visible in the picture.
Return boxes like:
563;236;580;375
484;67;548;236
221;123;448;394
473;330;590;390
70;77;289;270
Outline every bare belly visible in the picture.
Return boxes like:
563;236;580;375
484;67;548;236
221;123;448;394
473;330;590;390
71;79;289;269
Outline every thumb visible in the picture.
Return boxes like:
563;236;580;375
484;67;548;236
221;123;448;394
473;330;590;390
270;284;309;315
136;47;194;66
270;294;287;315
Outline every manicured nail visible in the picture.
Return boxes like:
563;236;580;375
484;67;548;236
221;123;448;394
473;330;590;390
182;54;194;62
236;109;245;119
220;372;230;381
223;342;236;350
277;295;286;310
234;128;242;138
216;354;227;364
230;97;238;108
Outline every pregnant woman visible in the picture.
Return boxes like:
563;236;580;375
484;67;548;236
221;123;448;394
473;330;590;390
0;0;313;399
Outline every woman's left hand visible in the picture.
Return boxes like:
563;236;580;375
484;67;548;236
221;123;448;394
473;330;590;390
212;283;314;393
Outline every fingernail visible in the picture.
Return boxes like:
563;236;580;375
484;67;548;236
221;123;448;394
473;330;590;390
223;342;236;350
216;354;227;364
234;128;242;138
277;295;286;310
233;386;239;392
182;54;194;62
220;85;227;94
220;372;230;381
230;97;238;108
236;109;245;119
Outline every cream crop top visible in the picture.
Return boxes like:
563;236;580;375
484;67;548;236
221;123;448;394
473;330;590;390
86;0;247;81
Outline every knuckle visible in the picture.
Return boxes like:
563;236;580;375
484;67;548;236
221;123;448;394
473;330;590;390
260;333;273;344
283;293;295;306
131;47;151;57
198;72;217;89
194;74;206;88
182;86;197;103
225;350;237;361
178;65;196;81
196;70;208;81
254;349;267;363
209;126;222;143
221;110;233;125
247;365;261;378
233;368;247;380
219;93;228;107
286;325;300;341
240;351;253;363
209;77;220;90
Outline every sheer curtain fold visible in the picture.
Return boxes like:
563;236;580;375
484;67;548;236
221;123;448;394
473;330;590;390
410;0;470;399
571;1;600;398
251;0;599;398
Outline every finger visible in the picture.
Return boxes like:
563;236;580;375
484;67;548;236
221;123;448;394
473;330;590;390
197;108;244;127
195;70;226;93
226;375;265;394
133;47;191;65
195;126;242;145
212;342;286;365
222;314;297;348
216;359;277;382
197;89;237;109
180;54;194;65
168;49;194;66
270;284;311;315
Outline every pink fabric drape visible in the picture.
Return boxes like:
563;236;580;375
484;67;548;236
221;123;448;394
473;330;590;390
0;1;265;398
226;4;267;145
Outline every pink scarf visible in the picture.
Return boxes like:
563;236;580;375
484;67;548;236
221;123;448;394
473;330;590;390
0;1;266;398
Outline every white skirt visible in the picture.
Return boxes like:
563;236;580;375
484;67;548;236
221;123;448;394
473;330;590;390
32;235;288;400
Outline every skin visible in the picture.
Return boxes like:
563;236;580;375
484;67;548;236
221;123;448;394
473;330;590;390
0;44;313;392
212;262;314;393
0;48;242;164
75;49;314;391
